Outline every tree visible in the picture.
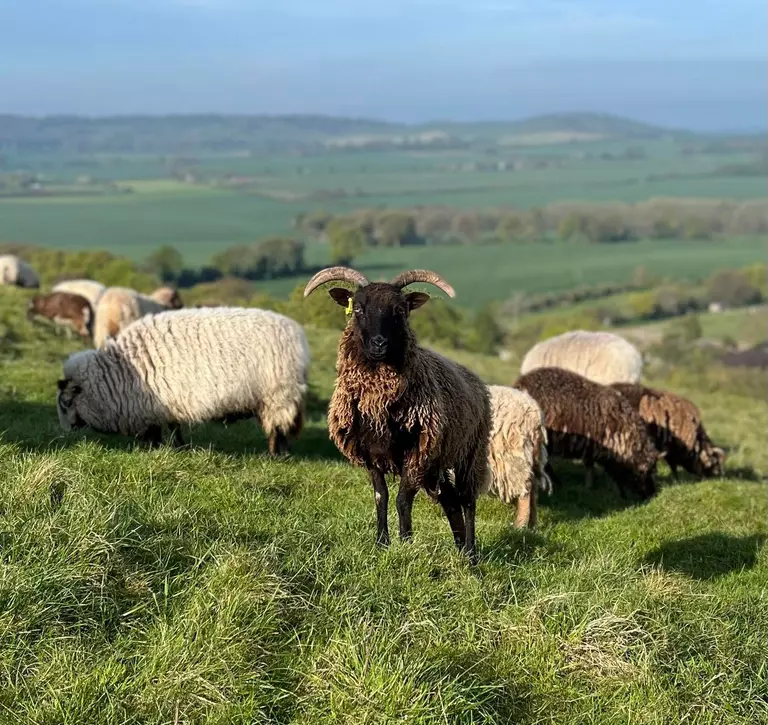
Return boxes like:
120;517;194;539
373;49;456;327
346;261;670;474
497;214;526;243
466;306;504;354
327;220;366;265
707;270;762;308
144;245;184;282
376;212;422;247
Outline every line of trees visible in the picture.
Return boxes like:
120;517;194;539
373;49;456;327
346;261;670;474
294;197;768;253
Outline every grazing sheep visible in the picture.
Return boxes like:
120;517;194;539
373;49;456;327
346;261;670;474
27;292;93;338
521;330;642;385
514;367;660;500
0;255;39;289
92;286;184;348
52;279;106;307
304;267;491;560
611;383;725;479
57;307;309;454
448;385;551;529
149;286;184;310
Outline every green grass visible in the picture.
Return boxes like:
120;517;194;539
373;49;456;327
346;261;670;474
0;286;766;723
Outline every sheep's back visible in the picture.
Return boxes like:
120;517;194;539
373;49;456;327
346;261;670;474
53;280;106;307
111;307;309;422
521;330;642;385
515;367;652;469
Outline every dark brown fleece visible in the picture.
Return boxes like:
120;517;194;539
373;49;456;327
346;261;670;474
27;292;93;338
329;323;491;499
514;367;659;498
611;383;723;477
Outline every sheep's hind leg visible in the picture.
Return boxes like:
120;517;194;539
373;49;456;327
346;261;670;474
514;493;531;528
370;469;390;547
268;429;290;457
396;477;418;542
528;489;538;530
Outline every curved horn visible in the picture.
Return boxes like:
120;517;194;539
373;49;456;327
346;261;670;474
303;266;370;297
390;269;456;298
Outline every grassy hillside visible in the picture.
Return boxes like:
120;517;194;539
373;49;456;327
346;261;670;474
0;286;766;723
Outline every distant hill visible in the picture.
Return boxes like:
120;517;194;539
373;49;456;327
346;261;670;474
0;112;695;156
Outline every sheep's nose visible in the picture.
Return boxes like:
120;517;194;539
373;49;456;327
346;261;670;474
371;335;387;350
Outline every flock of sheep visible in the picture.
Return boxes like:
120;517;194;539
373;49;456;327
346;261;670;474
2;254;726;562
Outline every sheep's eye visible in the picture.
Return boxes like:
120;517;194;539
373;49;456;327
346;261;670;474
354;304;363;315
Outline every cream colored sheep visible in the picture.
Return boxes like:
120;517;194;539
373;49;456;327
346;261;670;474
0;255;39;288
449;385;551;529
52;279;106;307
520;330;642;385
92;286;183;348
57;307;310;455
483;385;552;529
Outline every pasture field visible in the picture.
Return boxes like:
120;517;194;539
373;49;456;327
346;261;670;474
1;135;765;266
0;286;766;723
256;236;766;309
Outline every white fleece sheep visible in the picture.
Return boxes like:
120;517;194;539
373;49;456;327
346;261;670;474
484;385;551;529
520;330;642;385
447;385;551;529
52;279;106;307
57;307;310;454
92;286;181;348
0;255;39;288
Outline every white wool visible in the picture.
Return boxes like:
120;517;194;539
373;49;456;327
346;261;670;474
92;286;171;348
58;307;310;439
483;385;551;504
0;255;39;288
520;330;642;385
52;279;106;307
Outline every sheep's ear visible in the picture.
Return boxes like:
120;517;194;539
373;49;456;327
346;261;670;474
328;287;353;308
57;379;69;391
406;292;430;311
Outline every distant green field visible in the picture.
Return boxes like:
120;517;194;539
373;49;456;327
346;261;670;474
1;136;765;267
256;237;766;309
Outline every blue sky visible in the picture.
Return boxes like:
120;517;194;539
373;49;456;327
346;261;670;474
1;0;765;129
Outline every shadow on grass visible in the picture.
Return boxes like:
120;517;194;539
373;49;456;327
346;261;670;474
480;527;554;567
644;533;766;580
0;400;344;462
537;460;640;523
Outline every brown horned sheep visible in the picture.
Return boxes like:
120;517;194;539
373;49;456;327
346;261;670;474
514;367;660;500
304;266;491;561
611;383;725;479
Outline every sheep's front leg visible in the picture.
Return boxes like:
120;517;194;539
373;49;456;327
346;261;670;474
436;478;467;553
370;469;390;547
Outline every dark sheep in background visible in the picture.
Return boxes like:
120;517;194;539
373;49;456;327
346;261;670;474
304;266;491;561
611;383;725;479
514;367;660;500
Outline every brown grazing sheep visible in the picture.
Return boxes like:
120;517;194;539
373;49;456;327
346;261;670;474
304;267;491;561
611;383;725;479
27;292;93;338
514;367;660;500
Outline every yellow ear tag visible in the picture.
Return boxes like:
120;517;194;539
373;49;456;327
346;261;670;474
345;298;354;316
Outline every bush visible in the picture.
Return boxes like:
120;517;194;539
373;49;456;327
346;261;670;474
210;238;305;281
465;305;504;354
281;283;346;331
28;249;159;291
707;270;762;308
410;299;465;349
